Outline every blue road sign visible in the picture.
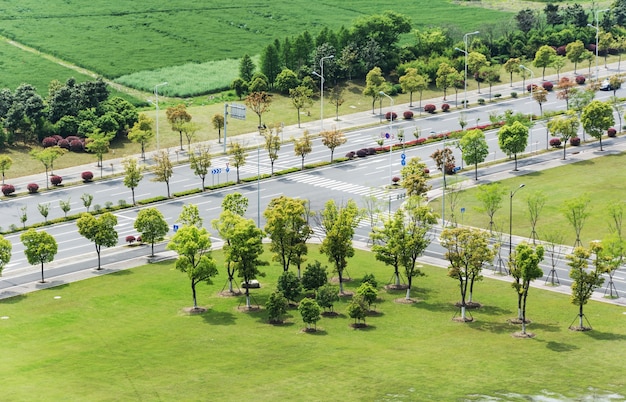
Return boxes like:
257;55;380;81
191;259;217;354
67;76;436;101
226;167;230;173
401;153;406;160
461;207;466;213
173;224;179;232
211;168;222;175
401;159;406;166
453;166;461;173
385;132;390;139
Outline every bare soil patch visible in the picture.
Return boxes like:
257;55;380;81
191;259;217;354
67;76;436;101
508;318;532;325
219;290;243;297
385;284;409;291
237;305;262;313
512;331;536;338
454;301;482;309
350;323;367;329
394;297;419;304
182;307;207;315
452;316;474;323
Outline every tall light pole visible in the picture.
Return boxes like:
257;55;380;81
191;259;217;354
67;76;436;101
380;91;394;186
461;31;479;109
509;184;526;257
589;8;609;80
519;65;534;151
317;55;334;131
154;82;168;151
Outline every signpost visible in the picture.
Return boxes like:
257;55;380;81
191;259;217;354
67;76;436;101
211;168;222;186
223;104;247;153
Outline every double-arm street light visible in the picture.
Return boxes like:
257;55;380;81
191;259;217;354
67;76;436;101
458;31;479;109
313;55;334;131
379;91;394;188
154;82;168;151
519;65;534;151
588;9;609;80
509;184;526;257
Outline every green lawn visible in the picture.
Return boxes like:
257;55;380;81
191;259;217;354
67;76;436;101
437;150;626;247
1;245;625;400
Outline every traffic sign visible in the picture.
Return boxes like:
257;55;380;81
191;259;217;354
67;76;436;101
173;224;179;232
401;159;406;166
385;133;390;139
453;166;461;173
226;167;230;173
461;207;466;213
401;153;406;160
211;168;222;175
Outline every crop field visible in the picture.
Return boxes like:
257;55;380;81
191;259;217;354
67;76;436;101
1;245;625;400
0;0;513;96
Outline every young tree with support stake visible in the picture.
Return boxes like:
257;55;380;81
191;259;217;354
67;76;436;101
526;190;546;244
561;194;591;248
21;229;57;283
77;212;118;270
167;225;218;310
262;127;281;175
228;142;247;183
509;242;544;336
245;91;272;129
476;183;506;234
166;104;192;151
567;244;606;331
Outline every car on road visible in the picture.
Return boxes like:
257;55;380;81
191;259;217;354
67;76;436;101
600;79;614;91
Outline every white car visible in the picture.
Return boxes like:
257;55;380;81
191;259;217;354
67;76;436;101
600;79;614;91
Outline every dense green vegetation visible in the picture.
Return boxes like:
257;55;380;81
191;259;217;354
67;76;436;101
1;245;625;400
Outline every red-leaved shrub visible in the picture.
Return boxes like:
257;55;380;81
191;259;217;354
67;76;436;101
575;75;586;85
403;110;414;119
441;103;450;112
126;235;136;244
42;137;57;148
570;137;581;146
526;83;538;92
542;81;554;91
608;128;617;137
82;171;94;182
385;111;398;121
57;139;70;149
549;138;562;147
1;184;15;196
27;183;39;193
50;175;63;186
69;139;84;152
424;104;436;113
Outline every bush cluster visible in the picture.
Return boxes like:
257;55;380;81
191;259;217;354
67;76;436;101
424;104;436;113
549;137;562;147
81;171;94;182
608;128;617;137
441;103;450;112
542;81;554;91
570;136;581;146
575;75;586;85
2;184;15;196
27;183;39;193
403;110;414;120
50;175;63;186
384;111;398;121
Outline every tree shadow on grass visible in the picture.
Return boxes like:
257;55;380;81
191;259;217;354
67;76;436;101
0;293;27;304
349;323;376;331
523;322;561;333
477;304;513;316
544;340;579;352
583;330;626;341
201;310;236;325
467;320;510;334
107;269;133;277
301;328;328;336
414;301;453;313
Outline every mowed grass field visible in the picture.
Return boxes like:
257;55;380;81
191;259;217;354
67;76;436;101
434;149;626;247
1;245;625;400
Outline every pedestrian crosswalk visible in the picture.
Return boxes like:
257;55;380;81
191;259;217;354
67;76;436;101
286;172;389;199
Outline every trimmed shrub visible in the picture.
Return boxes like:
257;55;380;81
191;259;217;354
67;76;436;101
385;111;398;121
526;83;538;92
81;171;94;182
477;98;485;105
424;104;436;113
423;168;430;175
66;135;81;143
391;176;400;184
367;148;377;155
50;175;63;186
570;136;581;146
27;183;39;193
441;103;450;112
511;92;518;98
549;137;562;147
2;184;15;196
494;93;502;98
403;110;414;119
126;235;136;244
53;135;63;142
345;151;356;159
69;139;84;152
556;45;567;56
416;138;427;144
608;128;617;137
42;137;57;148
57;139;70;149
542;81;554;91
575;75;586;85
356;149;368;157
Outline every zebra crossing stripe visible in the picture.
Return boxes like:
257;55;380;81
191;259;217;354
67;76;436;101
287;173;388;198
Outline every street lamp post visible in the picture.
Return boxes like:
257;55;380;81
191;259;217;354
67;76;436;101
519;65;534;151
379;91;394;186
588;9;609;80
509;184;526;257
318;55;334;131
461;31;479;109
154;82;168;151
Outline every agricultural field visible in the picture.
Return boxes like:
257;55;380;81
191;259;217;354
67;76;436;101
0;0;514;96
1;245;625;400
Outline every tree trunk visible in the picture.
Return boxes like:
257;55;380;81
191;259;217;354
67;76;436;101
131;188;136;205
579;304;584;328
40;261;45;283
338;269;344;293
96;246;102;270
297;108;301;128
409;92;413;107
395;267;400;286
151;241;155;257
474;163;478;180
166;181;170;198
246;286;251;308
192;282;198;308
514;153;518;171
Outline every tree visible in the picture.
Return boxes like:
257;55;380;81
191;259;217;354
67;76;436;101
550;55;566;80
569;88;595;141
599;234;625;298
347;294;368;325
228;141;247;183
264;196;312;274
567;245;605;330
566;40;586;73
167;225;218;310
430;147;455;187
298;297;321;330
81;193;93;212
151;150;174;198
266;291;289;323
0;155;12;184
166;104;192;151
275;68;300;94
222;192;249;216
533;45;557;79
189;145;211;191
599;31;614;69
239;54;255;82
262;127;281;175
86;129;114;173
318;199;361;293
610;96;624;133
289;85;313;128
562;194;591;248
58;197;70;217
547;113;579;160
503;58;521;87
467;52;488;93
498;121;528;171
363;67;386;114
400;157;431;197
21;229;58;283
581;100;614;151
509;243;544;335
525;191;546;244
320;128;347;162
440;227;495;321
293;130;312;170
316;283;339;313
476;183;506;234
0;234;11;276
224;215;266;308
302;260;328;293
77;212;118;270
400;68;428;107
38;203;49;223
30;147;66;189
436;63;458;101
177;204;203;228
122;157;143;205
260;43;281;87
556;77;577;109
516;8;537;32
127;113;154;161
328;85;345;121
231;78;248;100
211;113;224;144
532;85;548;116
135;207;169;257
356;282;377;310
245;92;272;130
459;129;489;180
277;271;303;304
